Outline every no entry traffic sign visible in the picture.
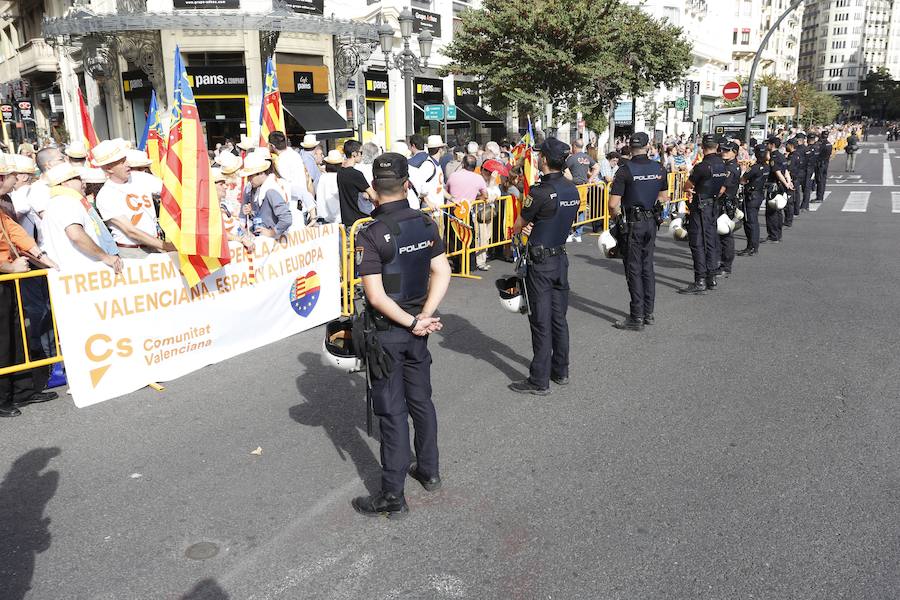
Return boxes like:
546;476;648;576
722;81;742;101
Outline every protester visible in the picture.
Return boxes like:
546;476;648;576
299;134;323;190
214;151;243;215
475;158;509;270
269;131;314;223
239;152;292;244
336;140;376;227
39;162;122;273
315;149;343;224
409;134;447;211
80;168;107;210
354;142;380;215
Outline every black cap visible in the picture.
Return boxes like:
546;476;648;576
754;144;768;157
536;137;570;162
372;152;409;180
719;141;737;153
807;131;819;139
629;132;650;148
786;137;797;146
701;133;718;147
766;136;782;148
795;131;807;139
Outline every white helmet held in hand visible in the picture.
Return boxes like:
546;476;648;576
322;319;362;373
598;229;618;258
670;217;688;241
734;208;744;222
717;213;734;235
496;277;526;314
767;193;787;210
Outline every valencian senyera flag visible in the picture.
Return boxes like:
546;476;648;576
259;56;285;146
138;90;166;178
77;89;100;165
159;46;230;288
510;115;538;227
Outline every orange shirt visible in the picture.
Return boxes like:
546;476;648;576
0;211;37;263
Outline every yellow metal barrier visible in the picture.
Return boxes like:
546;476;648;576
572;182;610;232
0;269;63;377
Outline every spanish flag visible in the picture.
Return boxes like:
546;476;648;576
258;56;285;146
159;47;230;288
77;89;99;164
138;90;166;178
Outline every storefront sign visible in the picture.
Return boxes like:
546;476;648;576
46;227;342;407
364;71;389;99
17;101;33;121
1;104;14;123
414;77;443;103
283;0;324;15
122;70;153;99
293;71;315;97
186;66;247;95
174;0;239;8
413;8;442;37
454;82;479;103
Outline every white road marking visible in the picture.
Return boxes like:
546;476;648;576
885;149;895;187
842;191;870;212
808;191;830;211
869;148;879;154
893;192;900;214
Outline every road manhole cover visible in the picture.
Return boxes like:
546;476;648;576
185;541;219;560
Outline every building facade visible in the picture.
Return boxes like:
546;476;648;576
798;0;900;114
730;0;803;81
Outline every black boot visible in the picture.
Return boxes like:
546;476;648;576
352;491;409;519
613;316;645;331
678;281;707;295
643;314;655;325
706;275;718;290
0;403;22;418
408;464;442;492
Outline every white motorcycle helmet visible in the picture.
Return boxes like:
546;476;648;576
670;217;688;241
716;213;733;235
496;277;526;314
322;319;362;373
598;229;618;258
734;208;744;222
767;193;787;210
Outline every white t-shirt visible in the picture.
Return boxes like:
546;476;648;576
40;189;104;272
275;148;314;211
409;156;445;208
28;178;51;214
95;175;160;245
315;172;341;224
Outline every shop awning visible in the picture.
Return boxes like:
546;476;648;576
413;102;467;127
283;102;353;139
455;103;504;127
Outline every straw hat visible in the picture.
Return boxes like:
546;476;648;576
238;152;271;178
211;167;226;183
92;139;128;166
0;155;12;176
80;168;107;184
323;149;344;165
215;151;242;175
12;154;36;174
236;135;255;151
426;135;445;149
46;163;82;186
65;140;88;159
300;134;319;149
390;140;410;158
125;149;152;168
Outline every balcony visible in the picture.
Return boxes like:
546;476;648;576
17;38;56;76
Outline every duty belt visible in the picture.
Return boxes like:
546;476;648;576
625;207;655;222
528;245;566;262
692;196;716;208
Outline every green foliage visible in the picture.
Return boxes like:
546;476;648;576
860;67;899;119
441;0;692;125
724;75;840;126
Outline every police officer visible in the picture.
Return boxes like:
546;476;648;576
792;132;808;217
784;138;803;227
717;140;741;277
351;152;452;519
815;129;832;203
801;131;818;211
679;133;727;295
509;137;580;395
737;144;770;257
607;132;668;331
763;136;792;244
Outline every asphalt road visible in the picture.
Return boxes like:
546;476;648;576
2;137;900;600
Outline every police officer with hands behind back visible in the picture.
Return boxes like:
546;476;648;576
509;137;580;396
607;132;668;331
679;134;727;295
351;152;452;520
717;140;741;277
763;136;792;244
737;145;770;257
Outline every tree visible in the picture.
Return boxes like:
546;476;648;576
441;0;692;127
724;75;840;126
860;67;899;119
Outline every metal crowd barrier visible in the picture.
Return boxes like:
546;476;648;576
0;270;63;376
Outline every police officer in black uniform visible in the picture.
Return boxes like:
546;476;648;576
509;137;580;395
763;136;792;243
717;140;741;277
737;144;770;257
679;133;727;295
815;130;832;203
351;152;452;519
784;138;802;227
791;132;808;217
607;132;668;331
801;131;818;211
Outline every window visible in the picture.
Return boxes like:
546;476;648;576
827;83;842;91
846;82;855;90
741;30;750;45
733;29;738;44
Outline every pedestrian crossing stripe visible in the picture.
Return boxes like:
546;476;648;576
808;191;830;211
893;192;900;214
869;149;879;154
842;191;869;212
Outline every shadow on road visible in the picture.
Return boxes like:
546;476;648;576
578;253;691;291
567;291;629;324
180;578;230;600
433;312;530;382
290;351;382;494
0;447;61;600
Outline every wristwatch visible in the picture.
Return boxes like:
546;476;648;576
406;318;418;332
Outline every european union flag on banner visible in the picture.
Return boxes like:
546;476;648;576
290;271;321;317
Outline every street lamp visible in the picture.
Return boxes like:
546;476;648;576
378;8;433;138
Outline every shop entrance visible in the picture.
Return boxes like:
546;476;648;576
196;98;249;148
364;99;389;152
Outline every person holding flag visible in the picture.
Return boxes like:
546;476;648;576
158;46;230;286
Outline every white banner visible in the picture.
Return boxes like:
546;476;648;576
47;225;342;407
